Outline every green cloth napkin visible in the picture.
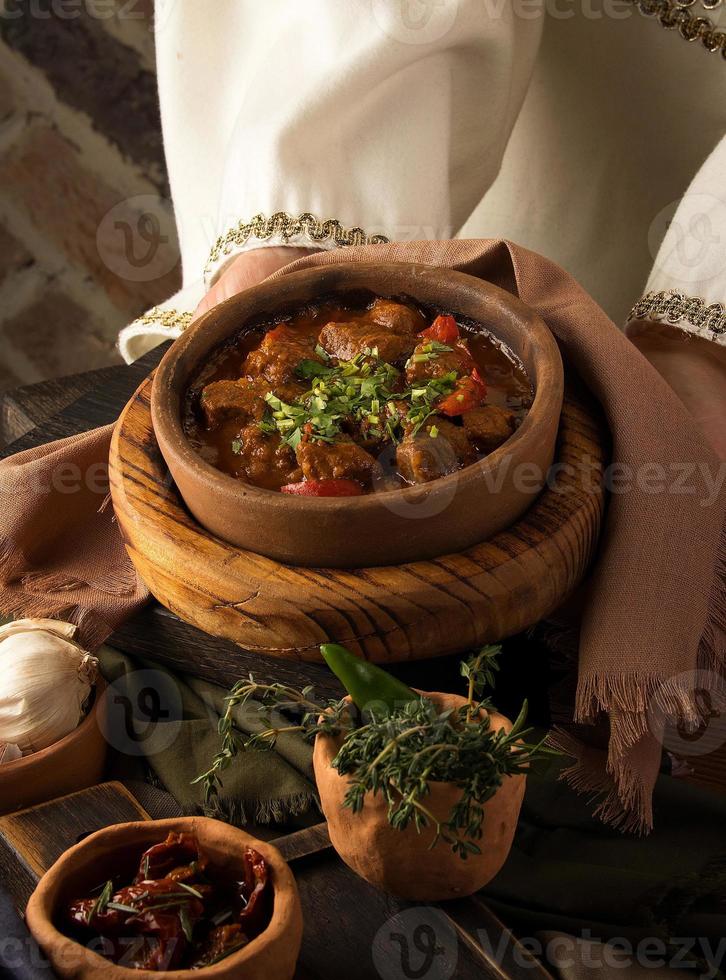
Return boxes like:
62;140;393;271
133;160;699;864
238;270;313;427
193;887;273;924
484;751;726;953
99;649;726;958
99;647;318;826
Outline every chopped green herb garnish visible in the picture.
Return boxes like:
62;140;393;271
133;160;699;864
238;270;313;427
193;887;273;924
177;881;204;899
90;880;114;921
295;358;334;380
107;901;138;915
231;438;243;454
255;349;459;449
179;904;194;943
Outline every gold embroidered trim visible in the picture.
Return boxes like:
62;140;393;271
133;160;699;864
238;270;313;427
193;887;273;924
205;211;390;279
627;0;726;57
134;307;194;331
628;290;726;337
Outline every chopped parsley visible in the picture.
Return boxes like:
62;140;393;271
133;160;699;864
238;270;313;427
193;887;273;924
252;346;459;452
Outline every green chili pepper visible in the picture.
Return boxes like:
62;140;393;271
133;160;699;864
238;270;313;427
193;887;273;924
320;643;419;716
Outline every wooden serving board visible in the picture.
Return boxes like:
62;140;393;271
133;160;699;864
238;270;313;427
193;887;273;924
110;375;607;662
0;783;554;980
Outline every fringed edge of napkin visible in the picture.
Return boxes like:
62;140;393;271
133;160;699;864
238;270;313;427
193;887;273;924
549;515;726;835
190;791;319;828
0;536;141;650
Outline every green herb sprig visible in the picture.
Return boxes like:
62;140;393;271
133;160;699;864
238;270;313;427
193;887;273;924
194;647;554;858
255;345;458;452
192;678;352;803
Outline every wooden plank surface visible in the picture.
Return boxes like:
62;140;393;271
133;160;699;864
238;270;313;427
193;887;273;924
0;365;120;447
0;782;149;912
0;784;554;980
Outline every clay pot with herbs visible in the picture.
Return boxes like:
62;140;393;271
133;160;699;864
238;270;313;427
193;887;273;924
313;690;526;900
196;642;546;904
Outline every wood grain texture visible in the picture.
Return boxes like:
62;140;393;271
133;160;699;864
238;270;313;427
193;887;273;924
0;365;119;447
1;787;554;980
0;782;149;911
110;375;607;662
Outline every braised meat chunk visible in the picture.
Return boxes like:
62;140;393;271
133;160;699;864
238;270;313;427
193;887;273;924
318;320;416;365
244;323;322;386
200;377;269;428
405;340;474;384
233;424;302;490
201;377;304;429
462;405;517;452
296;437;378;486
397;419;474;485
367;298;424;336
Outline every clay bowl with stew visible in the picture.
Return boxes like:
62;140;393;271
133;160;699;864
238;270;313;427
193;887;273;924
25;816;302;980
151;262;563;567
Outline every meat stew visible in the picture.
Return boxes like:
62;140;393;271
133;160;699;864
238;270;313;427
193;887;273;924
183;294;533;496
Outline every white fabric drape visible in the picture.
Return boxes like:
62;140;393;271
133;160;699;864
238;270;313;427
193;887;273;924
119;0;543;361
119;0;726;362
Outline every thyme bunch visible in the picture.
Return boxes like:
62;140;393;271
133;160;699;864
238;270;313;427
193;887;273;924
192;678;352;802
194;648;552;859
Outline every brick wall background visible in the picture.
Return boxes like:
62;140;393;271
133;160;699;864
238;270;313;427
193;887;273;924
0;0;180;395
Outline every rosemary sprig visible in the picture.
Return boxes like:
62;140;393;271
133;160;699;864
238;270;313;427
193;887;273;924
179;905;194;943
90;880;114;921
107;901;138;915
177;881;204;899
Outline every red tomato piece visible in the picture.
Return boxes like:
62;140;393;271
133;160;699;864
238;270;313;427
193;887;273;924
471;367;487;394
419;314;459;344
280;479;365;496
438;373;487;416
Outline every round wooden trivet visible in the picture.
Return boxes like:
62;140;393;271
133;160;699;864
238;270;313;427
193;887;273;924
110;377;607;663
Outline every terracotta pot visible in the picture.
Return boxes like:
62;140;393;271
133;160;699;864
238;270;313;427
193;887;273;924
313;691;526;900
0;681;107;816
25;816;303;980
151;262;563;568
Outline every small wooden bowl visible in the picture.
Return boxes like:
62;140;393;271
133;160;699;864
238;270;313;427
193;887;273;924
25;816;303;980
313;692;525;901
151;262;564;568
0;681;107;816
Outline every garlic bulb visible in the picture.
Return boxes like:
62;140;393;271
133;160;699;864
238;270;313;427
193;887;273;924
0;619;98;754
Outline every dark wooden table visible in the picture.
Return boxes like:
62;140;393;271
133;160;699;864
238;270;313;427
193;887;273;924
0;351;558;980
